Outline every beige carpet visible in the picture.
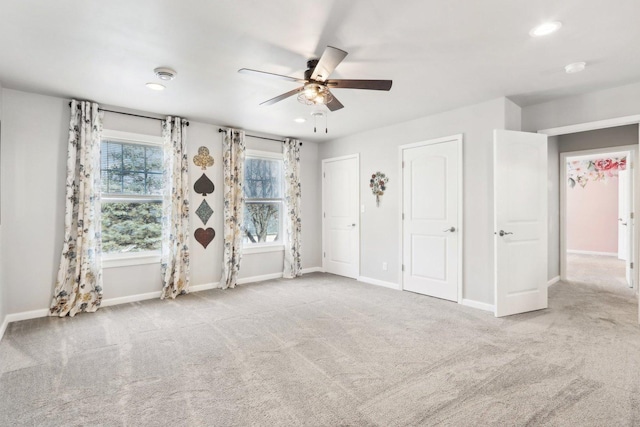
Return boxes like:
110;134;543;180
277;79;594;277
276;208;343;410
0;273;639;426
566;253;634;297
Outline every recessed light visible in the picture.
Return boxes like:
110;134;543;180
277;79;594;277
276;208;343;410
529;21;562;37
145;82;165;91
294;117;306;123
565;62;586;74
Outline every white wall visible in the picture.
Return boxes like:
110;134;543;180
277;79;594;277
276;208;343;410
319;97;512;305
0;88;322;315
522;81;640;133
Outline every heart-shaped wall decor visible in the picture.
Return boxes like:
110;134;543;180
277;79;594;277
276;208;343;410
194;173;214;196
194;228;215;249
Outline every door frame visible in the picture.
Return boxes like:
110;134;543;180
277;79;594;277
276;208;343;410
539;115;640;301
321;153;360;276
398;134;464;303
559;145;636;286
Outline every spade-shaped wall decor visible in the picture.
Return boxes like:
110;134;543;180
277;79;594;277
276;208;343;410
194;173;214;196
194;227;215;249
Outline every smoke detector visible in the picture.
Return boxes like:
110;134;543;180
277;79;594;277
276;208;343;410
154;67;177;81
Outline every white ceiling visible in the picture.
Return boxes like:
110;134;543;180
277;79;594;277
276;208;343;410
1;0;639;142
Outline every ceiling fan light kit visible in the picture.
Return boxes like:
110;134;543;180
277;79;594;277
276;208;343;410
238;45;393;129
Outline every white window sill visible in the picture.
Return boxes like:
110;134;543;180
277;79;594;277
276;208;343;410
243;245;285;255
103;252;161;269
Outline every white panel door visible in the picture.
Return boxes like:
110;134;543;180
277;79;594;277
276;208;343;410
494;130;548;317
402;137;460;302
322;155;359;278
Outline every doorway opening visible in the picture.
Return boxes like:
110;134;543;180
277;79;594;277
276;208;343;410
562;147;635;295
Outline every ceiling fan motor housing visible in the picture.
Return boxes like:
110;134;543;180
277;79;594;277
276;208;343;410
304;59;319;81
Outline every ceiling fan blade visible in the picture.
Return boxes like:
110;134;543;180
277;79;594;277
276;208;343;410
238;68;305;83
310;46;348;82
326;79;393;91
260;87;304;106
326;94;344;112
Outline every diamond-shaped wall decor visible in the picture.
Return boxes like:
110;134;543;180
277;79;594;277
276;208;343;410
195;200;213;225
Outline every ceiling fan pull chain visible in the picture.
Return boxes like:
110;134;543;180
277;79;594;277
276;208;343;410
325;113;328;133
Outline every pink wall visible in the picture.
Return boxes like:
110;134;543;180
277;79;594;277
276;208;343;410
566;176;619;253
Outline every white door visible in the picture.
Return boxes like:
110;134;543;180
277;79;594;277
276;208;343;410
494;130;548;317
402;136;461;302
322;155;359;278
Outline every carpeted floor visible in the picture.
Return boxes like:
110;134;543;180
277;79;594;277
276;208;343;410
566;253;634;297
0;273;639;426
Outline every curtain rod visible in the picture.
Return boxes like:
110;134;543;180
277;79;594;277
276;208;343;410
67;102;189;126
217;128;302;146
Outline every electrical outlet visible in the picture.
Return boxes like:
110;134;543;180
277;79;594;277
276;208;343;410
382;262;388;271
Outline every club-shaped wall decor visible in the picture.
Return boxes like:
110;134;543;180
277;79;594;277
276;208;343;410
193;146;214;170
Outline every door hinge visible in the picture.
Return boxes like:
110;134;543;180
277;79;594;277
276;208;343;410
402;213;405;220
631;262;634;269
402;161;405;168
323;172;325;178
402;264;405;272
323;252;326;258
631;212;634;219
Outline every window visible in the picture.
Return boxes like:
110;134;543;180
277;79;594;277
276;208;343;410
100;130;164;260
243;150;284;248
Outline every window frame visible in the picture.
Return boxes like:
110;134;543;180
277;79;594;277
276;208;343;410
100;129;164;268
243;149;285;254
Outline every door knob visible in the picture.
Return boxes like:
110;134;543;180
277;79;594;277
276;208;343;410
498;230;513;237
443;226;456;232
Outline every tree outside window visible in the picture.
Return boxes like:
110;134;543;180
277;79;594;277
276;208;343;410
100;140;163;253
243;154;283;245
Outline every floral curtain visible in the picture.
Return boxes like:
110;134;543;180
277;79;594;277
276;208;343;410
283;138;302;278
221;129;245;289
50;100;104;317
567;156;626;188
161;117;190;299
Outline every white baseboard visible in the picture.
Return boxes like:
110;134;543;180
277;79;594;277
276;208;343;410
567;250;618;257
461;299;495;313
302;266;324;274
5;308;50;323
357;276;401;290
101;291;162;307
237;272;283;285
189;282;221;292
547;276;560;287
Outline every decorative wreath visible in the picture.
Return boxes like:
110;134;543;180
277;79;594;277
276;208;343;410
370;171;389;206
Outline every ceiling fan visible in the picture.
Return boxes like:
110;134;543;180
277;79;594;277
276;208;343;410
238;46;392;112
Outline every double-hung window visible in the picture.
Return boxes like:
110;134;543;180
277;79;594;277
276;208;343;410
100;130;164;266
243;150;284;251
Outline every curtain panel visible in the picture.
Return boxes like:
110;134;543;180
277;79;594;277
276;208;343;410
50;100;104;317
221;129;246;289
161;116;191;299
283;138;302;278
